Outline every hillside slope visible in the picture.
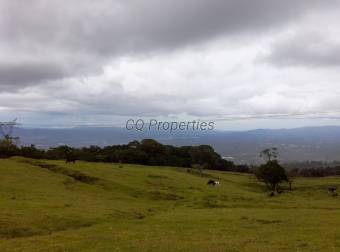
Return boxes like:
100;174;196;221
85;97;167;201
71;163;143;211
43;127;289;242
0;158;340;251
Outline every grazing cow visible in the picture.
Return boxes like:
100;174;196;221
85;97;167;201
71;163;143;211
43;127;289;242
328;186;337;196
207;179;220;186
65;157;76;164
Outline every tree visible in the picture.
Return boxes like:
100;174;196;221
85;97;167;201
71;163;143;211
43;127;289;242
0;138;18;158
140;139;164;154
260;147;278;162
256;160;288;193
257;148;287;193
189;145;220;169
287;168;299;191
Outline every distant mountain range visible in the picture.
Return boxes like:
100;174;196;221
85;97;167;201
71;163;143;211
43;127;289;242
11;126;340;164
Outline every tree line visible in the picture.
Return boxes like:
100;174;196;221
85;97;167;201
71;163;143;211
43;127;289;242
284;161;340;177
1;138;340;178
0;138;249;172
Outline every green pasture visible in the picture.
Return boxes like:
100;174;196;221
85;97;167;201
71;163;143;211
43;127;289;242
0;157;339;251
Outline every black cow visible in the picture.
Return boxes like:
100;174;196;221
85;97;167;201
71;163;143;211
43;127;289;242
65;157;77;164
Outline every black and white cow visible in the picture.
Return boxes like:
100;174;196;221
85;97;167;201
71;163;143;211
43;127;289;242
207;179;220;186
328;186;337;196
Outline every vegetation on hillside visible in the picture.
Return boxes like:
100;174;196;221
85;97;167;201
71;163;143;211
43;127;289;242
0;138;246;172
2;137;340;177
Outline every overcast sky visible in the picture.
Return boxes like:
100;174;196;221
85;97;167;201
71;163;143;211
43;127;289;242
1;0;340;130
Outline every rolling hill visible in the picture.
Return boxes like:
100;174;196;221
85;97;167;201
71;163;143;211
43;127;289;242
0;157;340;251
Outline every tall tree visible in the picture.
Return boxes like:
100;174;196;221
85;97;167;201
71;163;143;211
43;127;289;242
256;148;287;194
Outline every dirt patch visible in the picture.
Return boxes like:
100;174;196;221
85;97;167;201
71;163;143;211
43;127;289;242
0;226;37;239
149;191;183;201
20;159;99;185
147;174;169;179
0;217;94;239
254;219;282;224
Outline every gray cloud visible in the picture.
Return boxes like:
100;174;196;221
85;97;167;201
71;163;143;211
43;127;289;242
2;0;334;53
0;0;336;89
265;34;340;68
0;61;68;89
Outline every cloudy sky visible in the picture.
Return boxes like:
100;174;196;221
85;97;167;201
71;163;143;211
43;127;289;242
1;0;340;129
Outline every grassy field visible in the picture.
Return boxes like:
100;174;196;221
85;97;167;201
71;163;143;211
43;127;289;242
0;157;340;252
